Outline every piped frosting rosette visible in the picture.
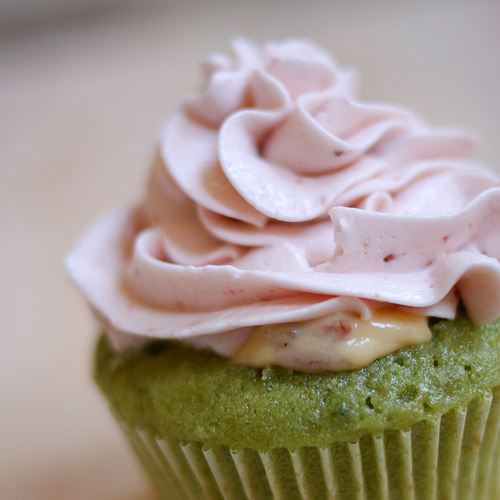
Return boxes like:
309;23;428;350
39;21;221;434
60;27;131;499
68;38;500;355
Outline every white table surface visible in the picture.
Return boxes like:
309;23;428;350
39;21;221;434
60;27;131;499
2;1;499;498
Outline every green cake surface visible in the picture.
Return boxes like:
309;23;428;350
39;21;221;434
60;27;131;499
94;313;500;451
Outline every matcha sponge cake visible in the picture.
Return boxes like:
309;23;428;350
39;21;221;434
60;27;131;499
94;314;500;499
67;39;500;499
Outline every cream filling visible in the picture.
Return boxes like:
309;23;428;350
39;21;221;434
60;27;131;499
232;308;432;373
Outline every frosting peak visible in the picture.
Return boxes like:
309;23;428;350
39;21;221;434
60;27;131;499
67;38;500;364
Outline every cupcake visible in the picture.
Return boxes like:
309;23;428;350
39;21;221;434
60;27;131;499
67;39;500;499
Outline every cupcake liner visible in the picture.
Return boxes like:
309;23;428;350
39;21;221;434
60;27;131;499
113;387;500;500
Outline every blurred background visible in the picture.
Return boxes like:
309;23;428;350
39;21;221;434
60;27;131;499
1;0;499;498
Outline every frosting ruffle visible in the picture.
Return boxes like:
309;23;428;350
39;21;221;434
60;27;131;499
67;38;500;352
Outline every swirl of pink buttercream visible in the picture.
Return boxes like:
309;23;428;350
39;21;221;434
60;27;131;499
67;38;500;352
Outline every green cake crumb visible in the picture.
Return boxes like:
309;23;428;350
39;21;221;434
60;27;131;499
94;313;500;451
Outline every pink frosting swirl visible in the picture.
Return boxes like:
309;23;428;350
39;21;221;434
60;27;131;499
67;39;500;352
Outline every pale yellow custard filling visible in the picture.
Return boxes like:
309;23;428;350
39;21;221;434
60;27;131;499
232;309;432;373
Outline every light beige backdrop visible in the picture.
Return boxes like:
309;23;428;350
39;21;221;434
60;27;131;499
2;1;499;498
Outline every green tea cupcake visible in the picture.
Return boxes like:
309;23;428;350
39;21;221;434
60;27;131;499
67;39;500;499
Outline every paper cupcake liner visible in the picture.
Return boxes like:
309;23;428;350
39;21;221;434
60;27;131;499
113;386;500;500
